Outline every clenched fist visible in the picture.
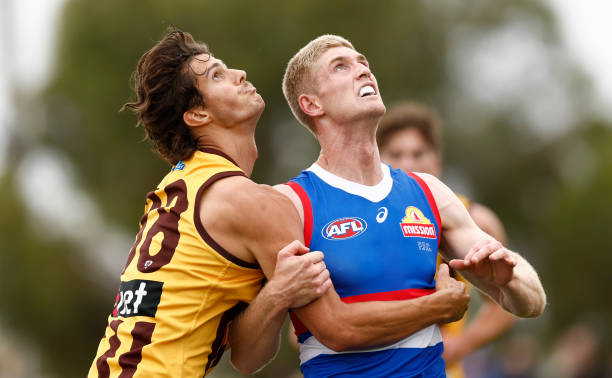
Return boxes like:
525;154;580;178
435;263;470;323
267;240;332;309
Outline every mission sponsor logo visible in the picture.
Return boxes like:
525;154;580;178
112;279;164;318
400;206;437;239
322;217;367;240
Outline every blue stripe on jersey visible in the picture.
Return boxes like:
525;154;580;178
297;331;313;344
301;343;445;378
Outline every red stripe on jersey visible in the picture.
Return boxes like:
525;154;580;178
285;182;314;247
406;172;442;246
290;311;308;338
289;289;436;339
341;288;436;303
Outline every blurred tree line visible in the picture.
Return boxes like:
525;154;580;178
1;0;611;376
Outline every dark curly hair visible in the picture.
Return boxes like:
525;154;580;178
122;29;211;164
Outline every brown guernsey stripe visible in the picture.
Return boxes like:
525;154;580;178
194;171;259;269
117;321;156;378
122;192;162;274
96;319;123;378
204;302;248;374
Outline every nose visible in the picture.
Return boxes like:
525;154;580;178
356;64;372;80
233;69;246;84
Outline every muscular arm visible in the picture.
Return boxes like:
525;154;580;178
228;241;330;373
199;177;330;374
290;274;466;351
228;280;290;373
443;203;517;364
416;172;546;318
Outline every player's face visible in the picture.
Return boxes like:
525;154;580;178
191;54;264;127
380;128;441;177
312;46;385;125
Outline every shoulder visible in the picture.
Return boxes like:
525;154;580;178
409;172;456;208
196;176;303;262
410;172;473;230
273;184;305;224
202;176;296;220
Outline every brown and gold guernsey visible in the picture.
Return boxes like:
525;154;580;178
437;194;471;378
88;149;264;378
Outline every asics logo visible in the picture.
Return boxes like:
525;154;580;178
376;207;388;223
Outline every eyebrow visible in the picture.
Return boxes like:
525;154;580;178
205;62;221;78
328;53;368;67
328;56;346;67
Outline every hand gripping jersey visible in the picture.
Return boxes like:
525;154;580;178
88;149;264;378
286;163;445;378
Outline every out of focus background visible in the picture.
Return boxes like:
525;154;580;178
1;1;611;377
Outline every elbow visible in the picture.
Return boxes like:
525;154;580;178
230;353;260;375
522;302;546;318
315;325;360;352
531;293;547;318
529;288;548;318
517;292;547;318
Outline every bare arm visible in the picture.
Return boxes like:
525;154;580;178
228;242;331;374
416;172;546;318
199;177;331;374
291;263;468;352
442;202;517;364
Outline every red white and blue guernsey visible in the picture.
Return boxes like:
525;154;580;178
286;162;445;378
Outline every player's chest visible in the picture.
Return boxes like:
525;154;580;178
310;195;439;258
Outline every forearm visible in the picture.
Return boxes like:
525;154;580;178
497;255;546;317
345;293;451;349
451;247;547;318
297;290;460;352
229;282;289;374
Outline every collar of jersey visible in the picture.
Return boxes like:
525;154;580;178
306;162;392;203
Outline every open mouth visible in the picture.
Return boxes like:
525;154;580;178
359;85;376;97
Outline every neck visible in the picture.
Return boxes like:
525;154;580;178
194;123;258;176
315;118;383;185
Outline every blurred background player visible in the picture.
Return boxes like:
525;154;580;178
377;101;517;378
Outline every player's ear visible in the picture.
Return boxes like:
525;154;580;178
298;94;324;118
183;106;212;128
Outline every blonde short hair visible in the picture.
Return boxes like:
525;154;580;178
282;35;354;131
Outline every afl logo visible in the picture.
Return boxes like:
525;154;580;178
322;217;367;240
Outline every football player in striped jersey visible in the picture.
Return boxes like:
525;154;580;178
277;34;545;377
